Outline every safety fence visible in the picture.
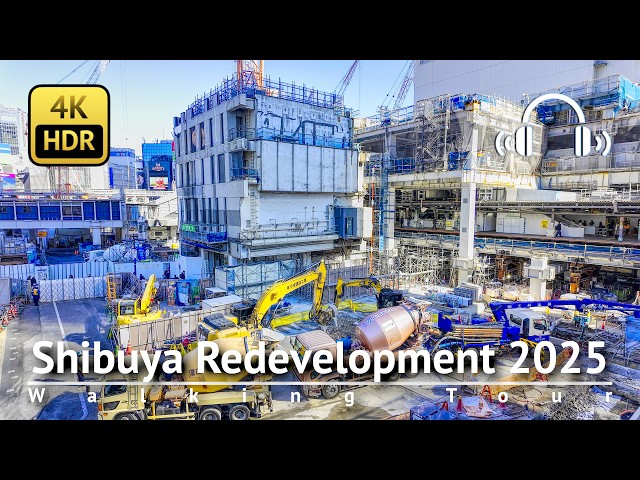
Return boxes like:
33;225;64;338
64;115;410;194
1;280;29;332
111;309;206;352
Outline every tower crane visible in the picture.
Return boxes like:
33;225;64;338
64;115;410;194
235;60;264;89
393;61;413;110
51;60;110;197
333;60;359;112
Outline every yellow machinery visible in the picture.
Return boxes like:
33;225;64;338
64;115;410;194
97;331;281;420
334;276;404;310
254;261;333;329
195;261;332;339
116;273;165;325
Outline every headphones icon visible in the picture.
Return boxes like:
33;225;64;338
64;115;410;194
495;93;611;157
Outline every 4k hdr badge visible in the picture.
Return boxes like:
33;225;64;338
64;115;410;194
28;85;110;166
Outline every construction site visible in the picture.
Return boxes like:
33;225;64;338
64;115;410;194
1;60;640;421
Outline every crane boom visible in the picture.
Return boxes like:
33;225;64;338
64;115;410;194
393;61;414;110
51;60;110;197
87;60;110;84
140;274;157;312
335;60;359;97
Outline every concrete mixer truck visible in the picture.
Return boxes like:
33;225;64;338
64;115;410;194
97;329;283;420
292;303;432;399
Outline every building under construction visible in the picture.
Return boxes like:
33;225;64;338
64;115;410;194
356;71;640;303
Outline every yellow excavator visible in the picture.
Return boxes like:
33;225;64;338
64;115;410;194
334;276;404;309
197;261;332;340
116;273;165;325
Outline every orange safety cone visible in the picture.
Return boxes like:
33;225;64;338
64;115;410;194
601;320;605;330
125;341;132;355
455;395;464;412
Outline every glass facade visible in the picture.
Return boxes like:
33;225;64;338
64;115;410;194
142;140;174;190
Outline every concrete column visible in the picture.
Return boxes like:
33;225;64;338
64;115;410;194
91;222;101;246
456;128;479;286
387;133;398;159
302;252;311;266
457;182;477;286
528;257;549;301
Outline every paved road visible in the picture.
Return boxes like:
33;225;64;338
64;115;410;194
0;298;109;420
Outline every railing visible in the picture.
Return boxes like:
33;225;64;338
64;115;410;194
228;126;256;141
230;168;259;182
239;220;335;242
394;231;640;264
180;224;228;244
542;152;640;174
1;189;123;200
176;76;348;127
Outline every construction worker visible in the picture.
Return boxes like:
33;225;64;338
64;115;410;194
179;271;186;279
555;222;562;237
32;283;40;307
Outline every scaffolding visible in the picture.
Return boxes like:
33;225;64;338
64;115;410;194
413;94;451;171
395;244;453;289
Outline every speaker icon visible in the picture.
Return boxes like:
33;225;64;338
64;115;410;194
495;93;611;157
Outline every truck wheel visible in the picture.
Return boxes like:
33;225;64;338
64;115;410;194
199;407;222;420
229;404;251;421
321;383;341;400
115;413;138;420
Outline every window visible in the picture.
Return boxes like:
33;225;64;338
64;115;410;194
220;197;227;225
193;198;199;223
202;198;207;224
212;198;219;224
231;152;243;178
208;198;212;225
217;154;226;183
190;126;197;153
219;113;224;143
210;156;216;183
200;122;205;150
176;133;181;156
185;162;191;186
104;385;127;397
209;118;214;147
200;158;205;185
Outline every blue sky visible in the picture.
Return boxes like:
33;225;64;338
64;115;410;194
0;60;411;156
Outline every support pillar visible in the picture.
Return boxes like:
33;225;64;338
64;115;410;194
456;182;477;286
90;222;101;246
525;256;555;300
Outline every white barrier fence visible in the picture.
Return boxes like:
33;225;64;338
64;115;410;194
38;277;107;302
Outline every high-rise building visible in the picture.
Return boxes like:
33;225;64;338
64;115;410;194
0;105;36;189
142;140;174;191
173;70;369;280
109;147;137;189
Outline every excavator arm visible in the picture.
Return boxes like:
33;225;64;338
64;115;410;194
334;277;382;303
251;262;327;328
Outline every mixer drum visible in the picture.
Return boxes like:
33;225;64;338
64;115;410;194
355;305;419;351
